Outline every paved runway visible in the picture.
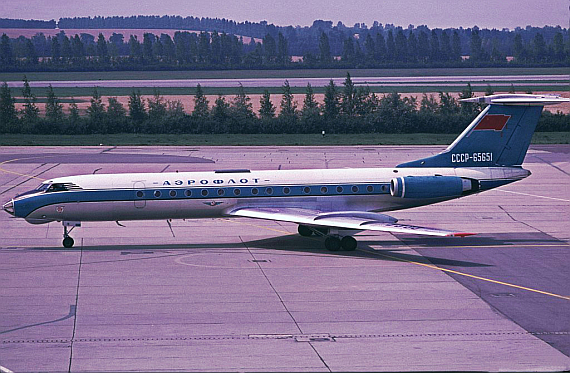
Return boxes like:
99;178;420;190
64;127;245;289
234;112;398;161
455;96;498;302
1;145;569;372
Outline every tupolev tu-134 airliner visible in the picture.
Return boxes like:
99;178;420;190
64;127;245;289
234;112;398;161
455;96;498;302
3;94;569;250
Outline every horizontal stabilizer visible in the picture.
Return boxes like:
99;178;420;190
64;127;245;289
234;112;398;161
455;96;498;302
227;207;475;237
460;94;570;106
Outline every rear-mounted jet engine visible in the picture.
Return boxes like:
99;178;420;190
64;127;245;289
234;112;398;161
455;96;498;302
390;176;479;199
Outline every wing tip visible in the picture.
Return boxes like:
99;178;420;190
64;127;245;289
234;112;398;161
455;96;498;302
449;232;477;237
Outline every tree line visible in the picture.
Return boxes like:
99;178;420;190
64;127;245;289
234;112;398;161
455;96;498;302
1;75;568;135
1;23;568;71
4;16;568;59
57;16;270;39
0;18;56;29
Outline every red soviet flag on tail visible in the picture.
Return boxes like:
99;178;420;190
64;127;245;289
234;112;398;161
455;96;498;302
473;114;511;131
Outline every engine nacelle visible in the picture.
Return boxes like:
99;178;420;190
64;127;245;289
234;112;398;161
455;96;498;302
390;176;478;199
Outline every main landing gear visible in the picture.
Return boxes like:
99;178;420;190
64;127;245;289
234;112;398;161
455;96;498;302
62;221;81;248
298;225;358;252
324;236;357;251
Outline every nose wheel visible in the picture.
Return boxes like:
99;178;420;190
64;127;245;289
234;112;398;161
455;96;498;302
63;236;75;248
62;221;80;248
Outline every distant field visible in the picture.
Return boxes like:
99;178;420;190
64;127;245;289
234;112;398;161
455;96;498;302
1;67;568;83
0;28;261;44
1;132;568;146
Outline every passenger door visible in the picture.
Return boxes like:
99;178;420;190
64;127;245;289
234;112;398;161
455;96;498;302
133;181;146;209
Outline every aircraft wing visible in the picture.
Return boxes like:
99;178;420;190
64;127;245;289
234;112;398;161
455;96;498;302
226;207;475;237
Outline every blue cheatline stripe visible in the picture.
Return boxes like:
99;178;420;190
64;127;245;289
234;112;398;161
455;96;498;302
15;183;393;218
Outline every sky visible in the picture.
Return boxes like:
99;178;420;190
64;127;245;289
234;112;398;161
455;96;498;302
1;0;568;29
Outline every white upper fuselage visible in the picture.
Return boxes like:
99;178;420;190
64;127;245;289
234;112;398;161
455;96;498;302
44;166;526;189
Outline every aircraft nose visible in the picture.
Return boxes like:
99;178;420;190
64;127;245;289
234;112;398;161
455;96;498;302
3;200;14;216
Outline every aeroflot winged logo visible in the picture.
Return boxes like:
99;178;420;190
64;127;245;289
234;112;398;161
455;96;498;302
473;114;511;131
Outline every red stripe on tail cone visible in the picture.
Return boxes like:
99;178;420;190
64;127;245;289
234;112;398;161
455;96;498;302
474;114;511;131
450;232;477;237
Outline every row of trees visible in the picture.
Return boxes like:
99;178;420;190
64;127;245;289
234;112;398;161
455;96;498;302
1;75;568;135
1;25;568;71
57;16;272;39
5;16;567;57
0;18;55;28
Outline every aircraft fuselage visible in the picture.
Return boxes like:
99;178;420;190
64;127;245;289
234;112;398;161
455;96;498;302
5;166;529;224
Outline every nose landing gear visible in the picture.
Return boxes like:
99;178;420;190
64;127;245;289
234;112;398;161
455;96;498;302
62;221;81;248
63;235;74;248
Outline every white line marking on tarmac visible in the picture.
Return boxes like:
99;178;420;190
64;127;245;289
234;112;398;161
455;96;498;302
0;365;14;373
498;189;570;202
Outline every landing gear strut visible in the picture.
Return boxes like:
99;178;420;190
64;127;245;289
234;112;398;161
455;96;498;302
62;221;81;248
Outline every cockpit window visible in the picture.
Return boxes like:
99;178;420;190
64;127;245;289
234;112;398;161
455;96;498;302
36;183;50;192
47;183;69;192
44;182;82;192
31;182;82;194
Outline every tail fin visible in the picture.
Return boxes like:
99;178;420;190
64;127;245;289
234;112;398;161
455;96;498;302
397;94;569;168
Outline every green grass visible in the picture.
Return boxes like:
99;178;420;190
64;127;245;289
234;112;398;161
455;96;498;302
14;97;87;103
20;84;569;98
1;67;568;82
1;132;568;146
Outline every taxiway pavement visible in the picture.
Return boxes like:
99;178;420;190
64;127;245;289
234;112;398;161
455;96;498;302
1;145;569;372
5;74;569;89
